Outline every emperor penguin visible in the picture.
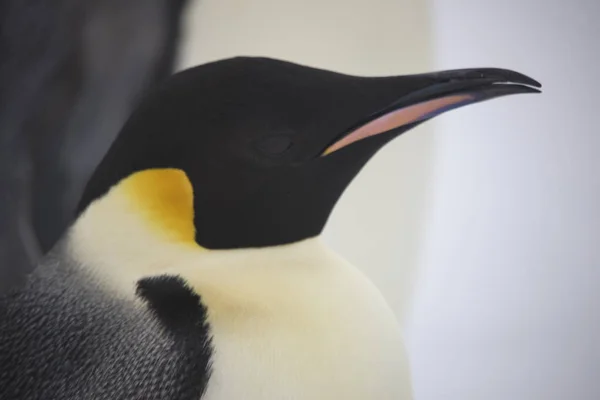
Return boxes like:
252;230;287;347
0;57;541;400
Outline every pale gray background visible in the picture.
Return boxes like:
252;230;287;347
178;1;599;399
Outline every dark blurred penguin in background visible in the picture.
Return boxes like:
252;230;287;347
0;0;190;292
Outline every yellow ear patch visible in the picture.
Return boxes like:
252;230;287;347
117;168;198;245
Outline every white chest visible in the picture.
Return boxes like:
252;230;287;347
170;240;413;400
68;179;413;399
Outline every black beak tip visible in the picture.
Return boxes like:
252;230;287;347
485;68;543;98
480;83;542;101
434;67;542;90
456;68;543;99
477;68;542;89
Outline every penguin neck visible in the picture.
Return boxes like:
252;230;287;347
66;169;333;296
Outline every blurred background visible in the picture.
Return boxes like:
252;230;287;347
1;0;598;399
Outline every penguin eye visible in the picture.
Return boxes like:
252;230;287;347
255;135;293;156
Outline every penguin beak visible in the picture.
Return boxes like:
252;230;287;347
322;68;542;156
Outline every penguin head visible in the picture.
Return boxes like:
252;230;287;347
77;57;541;250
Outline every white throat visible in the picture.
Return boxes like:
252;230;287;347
66;174;412;400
